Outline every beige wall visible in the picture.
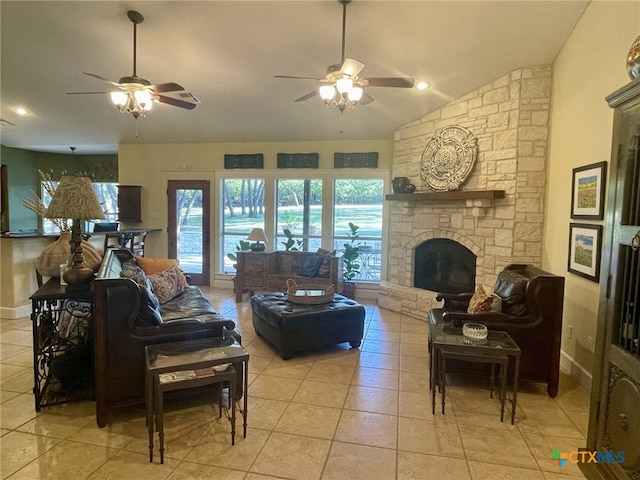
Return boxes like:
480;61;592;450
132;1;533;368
546;0;639;383
0;237;51;316
118;139;392;281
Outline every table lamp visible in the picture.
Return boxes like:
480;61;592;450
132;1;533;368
248;228;268;251
45;176;105;287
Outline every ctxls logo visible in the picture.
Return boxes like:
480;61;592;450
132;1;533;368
550;449;625;467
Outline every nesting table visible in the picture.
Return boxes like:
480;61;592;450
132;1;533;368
145;336;249;463
429;324;521;424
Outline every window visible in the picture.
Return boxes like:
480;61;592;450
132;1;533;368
333;179;384;282
276;179;322;251
41;181;118;234
221;178;265;273
217;173;386;284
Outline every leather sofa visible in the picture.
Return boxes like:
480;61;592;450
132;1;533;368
93;248;240;427
428;264;565;397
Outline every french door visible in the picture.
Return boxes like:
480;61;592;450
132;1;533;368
167;180;210;285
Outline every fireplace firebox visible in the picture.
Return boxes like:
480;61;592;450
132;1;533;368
414;239;476;294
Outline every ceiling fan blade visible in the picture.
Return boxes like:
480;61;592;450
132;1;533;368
83;72;122;88
295;90;318;102
275;75;322;81
359;92;375;105
156;95;197;110
150;82;185;93
340;57;365;78
363;77;416;88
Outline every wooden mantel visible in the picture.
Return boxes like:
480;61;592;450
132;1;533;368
385;190;505;202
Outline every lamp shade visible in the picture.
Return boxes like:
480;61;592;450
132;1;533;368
248;228;268;243
110;91;128;107
45;176;106;221
336;77;353;94
348;86;364;102
319;85;336;101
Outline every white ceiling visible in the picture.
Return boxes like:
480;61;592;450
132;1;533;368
1;1;589;155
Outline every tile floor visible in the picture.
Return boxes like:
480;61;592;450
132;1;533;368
1;288;590;479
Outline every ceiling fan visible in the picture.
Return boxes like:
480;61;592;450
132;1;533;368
275;0;415;112
68;10;198;118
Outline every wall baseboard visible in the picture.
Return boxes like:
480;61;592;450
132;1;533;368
560;349;593;393
0;304;31;320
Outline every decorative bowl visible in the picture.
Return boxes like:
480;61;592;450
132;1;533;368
462;322;488;341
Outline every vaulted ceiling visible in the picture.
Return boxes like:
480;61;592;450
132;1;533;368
1;1;589;154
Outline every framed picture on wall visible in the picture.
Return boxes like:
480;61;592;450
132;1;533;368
571;161;607;220
568;223;603;282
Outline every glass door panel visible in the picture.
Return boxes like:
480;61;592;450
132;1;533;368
167;180;210;285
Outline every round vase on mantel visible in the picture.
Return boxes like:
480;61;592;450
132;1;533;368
392;177;410;193
36;232;102;278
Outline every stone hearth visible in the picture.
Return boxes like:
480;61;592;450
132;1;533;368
379;66;551;320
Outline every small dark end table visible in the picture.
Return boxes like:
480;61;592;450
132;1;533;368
429;324;521;424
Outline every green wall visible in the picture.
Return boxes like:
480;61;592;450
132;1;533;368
0;145;118;232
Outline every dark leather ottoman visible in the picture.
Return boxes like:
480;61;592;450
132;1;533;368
250;292;365;359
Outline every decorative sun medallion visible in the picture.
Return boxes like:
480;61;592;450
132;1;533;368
420;125;478;191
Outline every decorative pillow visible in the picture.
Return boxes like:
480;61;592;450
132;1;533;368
316;248;336;277
135;285;163;327
147;264;186;304
120;259;147;286
467;285;493;314
135;257;178;275
296;254;324;277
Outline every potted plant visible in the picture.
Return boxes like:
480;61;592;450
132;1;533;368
341;222;361;299
281;228;303;251
227;240;251;293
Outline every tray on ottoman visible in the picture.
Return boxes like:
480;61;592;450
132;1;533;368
250;292;365;359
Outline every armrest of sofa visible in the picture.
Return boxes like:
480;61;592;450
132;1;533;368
436;292;474;311
131;317;236;337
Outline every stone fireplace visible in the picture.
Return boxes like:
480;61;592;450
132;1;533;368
378;66;551;319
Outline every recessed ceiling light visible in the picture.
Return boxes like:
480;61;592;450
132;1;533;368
14;107;30;116
416;81;430;91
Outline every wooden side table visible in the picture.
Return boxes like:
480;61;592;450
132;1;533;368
145;337;249;464
235;250;270;302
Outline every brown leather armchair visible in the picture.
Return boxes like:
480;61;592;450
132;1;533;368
428;264;565;397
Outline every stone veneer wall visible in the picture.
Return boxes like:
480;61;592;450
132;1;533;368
378;66;551;320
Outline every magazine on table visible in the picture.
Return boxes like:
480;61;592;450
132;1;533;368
58;299;91;341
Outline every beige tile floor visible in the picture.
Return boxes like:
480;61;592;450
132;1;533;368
1;288;590;479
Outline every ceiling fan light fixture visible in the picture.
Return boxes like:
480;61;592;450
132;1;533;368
348;85;363;102
134;89;153;110
336;77;353;94
110;91;128;107
111;89;153;116
319;85;336;100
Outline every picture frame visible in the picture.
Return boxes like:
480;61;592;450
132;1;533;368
568;223;603;282
571;161;607;220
